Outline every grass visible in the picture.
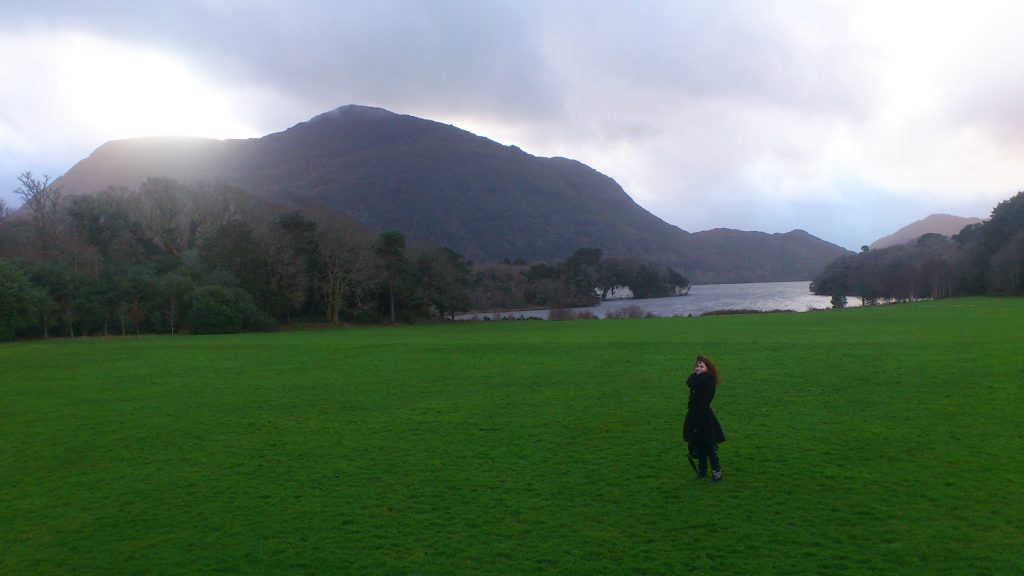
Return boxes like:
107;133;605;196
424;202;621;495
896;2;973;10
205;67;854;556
1;297;1022;575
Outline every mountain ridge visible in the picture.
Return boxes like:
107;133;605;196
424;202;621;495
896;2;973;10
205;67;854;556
869;213;983;249
54;104;850;283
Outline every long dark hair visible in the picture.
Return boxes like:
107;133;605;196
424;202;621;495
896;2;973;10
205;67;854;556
695;355;720;387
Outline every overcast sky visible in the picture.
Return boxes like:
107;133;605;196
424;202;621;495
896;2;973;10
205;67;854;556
3;1;1023;250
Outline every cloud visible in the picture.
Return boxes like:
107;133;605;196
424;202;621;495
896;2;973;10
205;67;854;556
3;1;1022;250
0;29;266;201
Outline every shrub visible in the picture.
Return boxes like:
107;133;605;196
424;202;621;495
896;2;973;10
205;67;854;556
187;286;244;334
187;285;275;335
701;309;790;316
547;308;599;320
547;308;573;321
605;305;651;319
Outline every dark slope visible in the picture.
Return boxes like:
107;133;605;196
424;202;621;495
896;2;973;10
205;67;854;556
56;105;849;281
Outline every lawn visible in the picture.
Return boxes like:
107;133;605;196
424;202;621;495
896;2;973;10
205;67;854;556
2;297;1022;575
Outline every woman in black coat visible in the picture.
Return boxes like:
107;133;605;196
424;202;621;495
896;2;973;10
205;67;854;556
684;355;726;482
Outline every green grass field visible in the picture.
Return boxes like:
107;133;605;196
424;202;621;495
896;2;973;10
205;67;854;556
2;297;1022;575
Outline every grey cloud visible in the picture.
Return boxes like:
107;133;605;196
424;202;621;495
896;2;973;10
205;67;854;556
4;1;877;135
6;1;877;123
2;1;1017;249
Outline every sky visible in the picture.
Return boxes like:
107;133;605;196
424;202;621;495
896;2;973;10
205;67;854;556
3;1;1024;250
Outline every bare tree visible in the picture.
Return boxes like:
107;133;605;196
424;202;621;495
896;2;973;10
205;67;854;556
316;218;379;324
14;172;62;258
132;177;188;257
185;181;250;249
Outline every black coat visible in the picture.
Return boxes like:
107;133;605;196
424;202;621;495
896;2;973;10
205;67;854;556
683;372;726;446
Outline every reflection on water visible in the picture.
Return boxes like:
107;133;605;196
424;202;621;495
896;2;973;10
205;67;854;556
461;281;859;320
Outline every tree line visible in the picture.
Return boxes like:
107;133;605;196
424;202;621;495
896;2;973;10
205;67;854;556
811;191;1024;305
0;173;688;341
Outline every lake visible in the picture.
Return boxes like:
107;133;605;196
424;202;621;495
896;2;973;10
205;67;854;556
461;281;855;320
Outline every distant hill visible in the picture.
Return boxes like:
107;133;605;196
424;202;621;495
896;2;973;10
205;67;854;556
869;214;983;249
54;105;850;283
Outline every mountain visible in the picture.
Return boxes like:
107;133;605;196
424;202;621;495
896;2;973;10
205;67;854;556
869;213;983;250
54;105;850;283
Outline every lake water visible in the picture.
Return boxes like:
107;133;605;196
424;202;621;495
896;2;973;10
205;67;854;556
461;281;856;320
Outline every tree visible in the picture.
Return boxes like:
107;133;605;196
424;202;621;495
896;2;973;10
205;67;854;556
916;234;954;299
14;172;63;258
184;182;250;249
187;285;245;334
270;211;320;322
186;285;273;334
596;256;686;300
953;223;988;294
98;266;134;336
525;262;565;306
0;260;40;341
666;268;690;295
563;247;602;306
470;263;528;313
66;191;141;264
597;257;633;299
630;261;667;299
814;234;966;303
132;177;188;257
156;273;195;334
317;219;378;324
982;191;1024;253
128;298;148;335
375;231;414;323
28;261;84;337
199;220;282;318
990;230;1024;295
416;247;472;319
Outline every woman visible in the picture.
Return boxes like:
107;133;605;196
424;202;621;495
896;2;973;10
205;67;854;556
684;355;726;482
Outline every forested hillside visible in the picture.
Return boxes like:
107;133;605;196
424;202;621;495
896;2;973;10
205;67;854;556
0;174;689;340
52;105;848;283
812;191;1024;303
